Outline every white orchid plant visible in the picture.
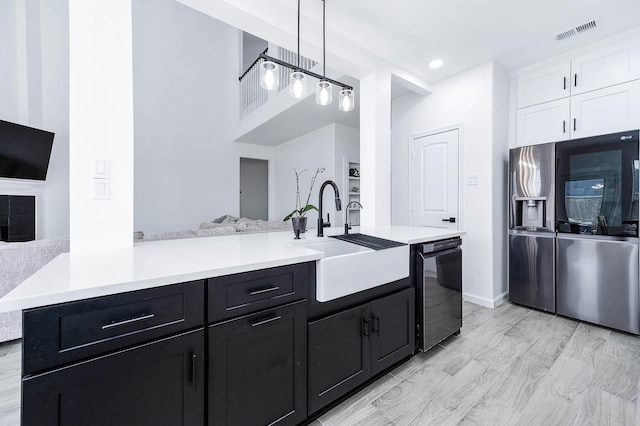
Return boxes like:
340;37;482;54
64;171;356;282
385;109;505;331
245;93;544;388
283;167;325;221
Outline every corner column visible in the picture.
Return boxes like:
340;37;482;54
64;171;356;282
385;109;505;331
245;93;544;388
359;72;392;227
68;0;134;252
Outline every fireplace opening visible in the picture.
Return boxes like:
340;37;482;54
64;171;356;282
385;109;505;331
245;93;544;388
0;195;36;242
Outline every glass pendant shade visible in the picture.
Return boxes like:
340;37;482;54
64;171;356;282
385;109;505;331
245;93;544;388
316;81;332;106
259;61;279;91
289;71;307;98
339;89;355;112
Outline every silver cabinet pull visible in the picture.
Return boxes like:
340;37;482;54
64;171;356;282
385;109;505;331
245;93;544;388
191;354;197;392
102;313;155;330
249;286;280;296
251;315;282;327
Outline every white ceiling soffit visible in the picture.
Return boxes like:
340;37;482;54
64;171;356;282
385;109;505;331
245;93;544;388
177;0;432;94
179;0;640;85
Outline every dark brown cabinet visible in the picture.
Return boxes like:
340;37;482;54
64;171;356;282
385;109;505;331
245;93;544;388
209;300;307;426
22;329;205;426
308;287;415;414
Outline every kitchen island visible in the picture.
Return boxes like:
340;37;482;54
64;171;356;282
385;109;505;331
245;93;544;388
1;225;464;425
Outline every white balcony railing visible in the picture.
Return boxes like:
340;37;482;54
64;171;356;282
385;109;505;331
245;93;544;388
239;46;316;120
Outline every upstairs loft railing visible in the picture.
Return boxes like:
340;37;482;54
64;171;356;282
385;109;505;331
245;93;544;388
239;46;316;119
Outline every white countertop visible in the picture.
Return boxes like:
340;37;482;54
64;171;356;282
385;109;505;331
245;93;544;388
0;226;464;312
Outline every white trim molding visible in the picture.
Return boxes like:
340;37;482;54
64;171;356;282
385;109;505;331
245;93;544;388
463;290;509;309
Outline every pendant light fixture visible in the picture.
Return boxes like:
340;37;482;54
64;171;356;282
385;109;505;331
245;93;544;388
259;58;279;91
315;0;332;106
257;0;354;111
289;0;307;99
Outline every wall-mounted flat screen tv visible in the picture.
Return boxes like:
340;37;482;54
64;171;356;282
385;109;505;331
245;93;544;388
0;120;55;181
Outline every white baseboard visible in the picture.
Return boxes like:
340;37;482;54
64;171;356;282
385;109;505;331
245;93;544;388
463;291;509;309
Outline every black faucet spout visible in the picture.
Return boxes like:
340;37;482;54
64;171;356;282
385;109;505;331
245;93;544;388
344;200;363;234
318;180;341;237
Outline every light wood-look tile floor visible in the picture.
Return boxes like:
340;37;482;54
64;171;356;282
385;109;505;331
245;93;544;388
2;301;640;425
313;301;640;426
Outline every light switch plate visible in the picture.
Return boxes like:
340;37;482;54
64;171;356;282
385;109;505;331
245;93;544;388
93;179;110;200
93;157;110;178
465;175;479;185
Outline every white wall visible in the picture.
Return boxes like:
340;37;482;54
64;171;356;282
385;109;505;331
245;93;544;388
132;0;240;235
0;0;70;239
273;124;336;228
492;65;510;302
392;62;509;307
0;1;20;123
39;0;69;239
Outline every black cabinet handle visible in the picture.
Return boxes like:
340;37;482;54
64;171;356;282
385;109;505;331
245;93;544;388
442;217;456;223
574;73;577;87
191;354;197;392
249;285;280;296
563;76;566;90
372;315;380;336
101;313;155;330
362;317;370;338
563;120;566;133
573;118;576;131
251;315;282;327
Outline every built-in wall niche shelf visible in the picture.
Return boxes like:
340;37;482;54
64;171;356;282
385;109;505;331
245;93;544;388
345;160;361;227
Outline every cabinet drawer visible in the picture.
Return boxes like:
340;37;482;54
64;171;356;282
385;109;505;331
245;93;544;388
23;281;204;375
208;263;307;322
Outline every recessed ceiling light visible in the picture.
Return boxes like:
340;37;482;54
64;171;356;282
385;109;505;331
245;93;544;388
429;59;444;69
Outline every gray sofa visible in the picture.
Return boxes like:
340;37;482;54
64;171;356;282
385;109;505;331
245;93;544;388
0;216;291;342
0;237;70;342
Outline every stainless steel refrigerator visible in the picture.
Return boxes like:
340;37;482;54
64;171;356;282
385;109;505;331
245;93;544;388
554;130;639;334
508;143;556;313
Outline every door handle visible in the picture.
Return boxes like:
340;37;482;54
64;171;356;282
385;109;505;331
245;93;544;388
102;313;155;330
372;315;380;337
442;217;456;223
251;315;282;327
248;285;280;296
362;317;370;339
191;354;197;392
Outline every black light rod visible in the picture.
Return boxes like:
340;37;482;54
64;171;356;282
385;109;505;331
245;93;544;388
259;53;353;91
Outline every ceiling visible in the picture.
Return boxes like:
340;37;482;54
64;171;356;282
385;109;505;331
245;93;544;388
200;0;640;84
180;0;640;144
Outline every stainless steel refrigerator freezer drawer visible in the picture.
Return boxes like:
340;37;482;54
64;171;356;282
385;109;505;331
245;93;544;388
556;235;639;334
508;233;555;313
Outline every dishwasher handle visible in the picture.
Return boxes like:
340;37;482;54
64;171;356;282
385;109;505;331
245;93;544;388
420;238;461;254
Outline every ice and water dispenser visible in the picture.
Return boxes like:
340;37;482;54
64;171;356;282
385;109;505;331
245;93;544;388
513;197;548;229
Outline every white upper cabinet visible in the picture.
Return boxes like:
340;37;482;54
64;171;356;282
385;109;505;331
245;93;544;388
516;61;570;108
514;35;640;146
570;80;640;139
571;38;640;95
516;99;570;146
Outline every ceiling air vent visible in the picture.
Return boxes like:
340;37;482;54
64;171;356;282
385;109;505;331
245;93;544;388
554;18;601;41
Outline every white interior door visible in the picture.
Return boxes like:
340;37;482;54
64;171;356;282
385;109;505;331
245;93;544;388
411;129;459;229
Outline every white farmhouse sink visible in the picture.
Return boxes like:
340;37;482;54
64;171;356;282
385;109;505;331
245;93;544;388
295;239;409;302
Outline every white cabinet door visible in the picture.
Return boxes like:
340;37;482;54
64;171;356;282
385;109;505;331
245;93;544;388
570;80;640;139
571;38;640;95
516;61;570;108
516;99;570;146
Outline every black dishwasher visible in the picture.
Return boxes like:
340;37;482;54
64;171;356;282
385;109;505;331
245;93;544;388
416;237;462;351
